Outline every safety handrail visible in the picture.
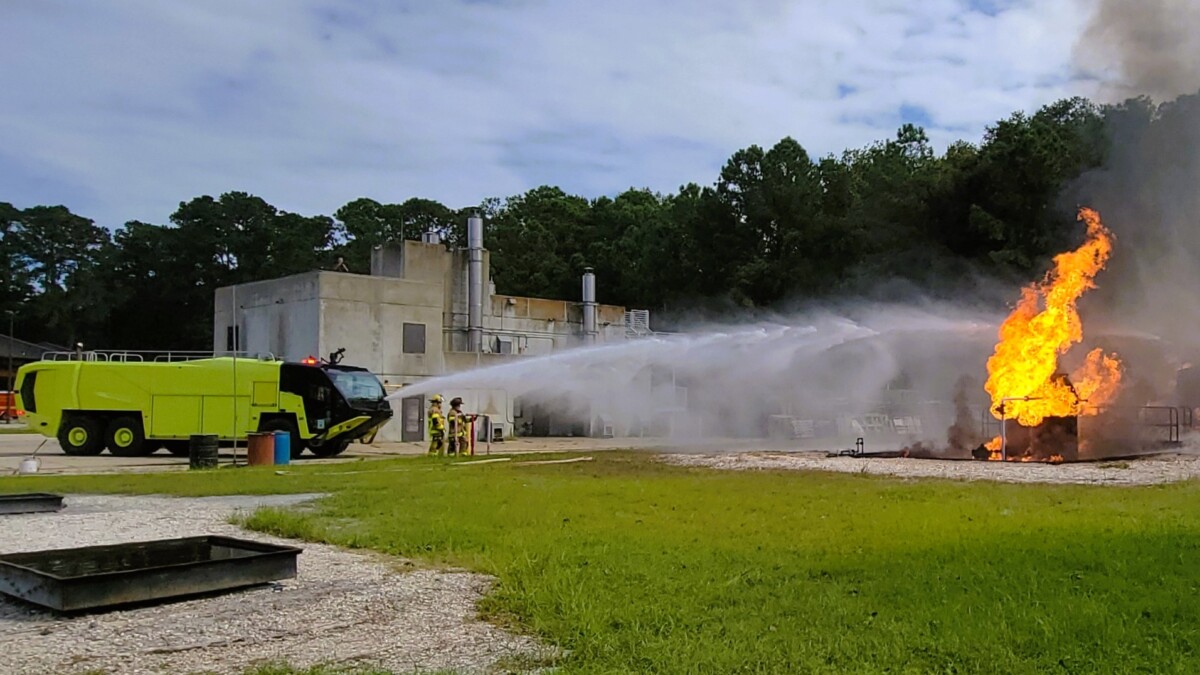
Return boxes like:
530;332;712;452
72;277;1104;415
981;404;1185;444
40;350;277;362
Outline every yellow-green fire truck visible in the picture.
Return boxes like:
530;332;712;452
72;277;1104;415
13;353;393;458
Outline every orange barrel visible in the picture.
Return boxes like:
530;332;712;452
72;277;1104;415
246;432;276;466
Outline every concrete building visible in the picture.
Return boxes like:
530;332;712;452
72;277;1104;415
213;216;632;442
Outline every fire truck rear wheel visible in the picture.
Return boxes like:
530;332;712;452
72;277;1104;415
58;416;105;456
106;416;148;457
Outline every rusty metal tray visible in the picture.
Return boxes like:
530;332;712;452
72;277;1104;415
0;535;300;612
0;493;64;515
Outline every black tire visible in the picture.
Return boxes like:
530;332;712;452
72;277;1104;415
260;417;304;459
308;438;351;459
163;441;190;457
58;416;105;456
106;416;148;457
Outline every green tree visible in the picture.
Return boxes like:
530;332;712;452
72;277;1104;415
487;186;591;300
837;124;938;289
152;192;337;348
706;137;830;306
587;189;680;309
334;197;457;272
961;97;1105;271
171;192;330;283
8;205;111;345
100;222;197;349
0;202;32;320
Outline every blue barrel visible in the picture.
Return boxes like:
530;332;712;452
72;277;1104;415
273;430;291;465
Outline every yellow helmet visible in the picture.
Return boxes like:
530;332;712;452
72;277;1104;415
430;394;443;404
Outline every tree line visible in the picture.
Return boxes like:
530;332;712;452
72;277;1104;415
0;94;1177;350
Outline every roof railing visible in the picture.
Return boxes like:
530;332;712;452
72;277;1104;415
41;350;277;363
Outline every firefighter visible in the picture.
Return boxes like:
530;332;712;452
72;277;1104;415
448;397;478;456
427;394;446;455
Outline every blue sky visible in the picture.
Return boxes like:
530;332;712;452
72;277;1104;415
1;0;1093;228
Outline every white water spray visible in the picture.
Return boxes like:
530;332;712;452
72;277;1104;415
393;302;1000;443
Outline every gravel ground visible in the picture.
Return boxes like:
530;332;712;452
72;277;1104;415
662;450;1200;485
0;494;550;675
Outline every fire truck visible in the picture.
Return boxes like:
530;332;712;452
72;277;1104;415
13;349;392;458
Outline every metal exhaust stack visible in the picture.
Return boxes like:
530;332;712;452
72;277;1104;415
467;214;484;353
582;267;597;344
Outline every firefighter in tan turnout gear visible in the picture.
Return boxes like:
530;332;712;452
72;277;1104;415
427;394;447;455
447;397;478;456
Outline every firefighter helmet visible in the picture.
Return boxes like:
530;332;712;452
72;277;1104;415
430;394;443;404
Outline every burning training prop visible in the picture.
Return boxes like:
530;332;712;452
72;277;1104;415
982;207;1122;461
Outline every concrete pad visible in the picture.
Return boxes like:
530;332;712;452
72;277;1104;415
0;431;667;476
2;425;874;476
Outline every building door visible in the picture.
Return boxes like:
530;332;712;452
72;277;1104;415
401;396;424;442
531;405;551;437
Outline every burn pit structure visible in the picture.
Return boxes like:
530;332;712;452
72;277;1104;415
969;334;1196;463
979;396;1186;464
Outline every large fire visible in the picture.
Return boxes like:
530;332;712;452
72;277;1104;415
983;207;1122;460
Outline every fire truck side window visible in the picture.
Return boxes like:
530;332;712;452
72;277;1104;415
19;371;37;413
280;364;334;432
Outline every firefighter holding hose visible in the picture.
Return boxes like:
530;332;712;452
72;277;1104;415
427;394;447;455
447;397;478;456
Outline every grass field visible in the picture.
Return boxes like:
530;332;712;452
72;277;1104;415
5;452;1200;673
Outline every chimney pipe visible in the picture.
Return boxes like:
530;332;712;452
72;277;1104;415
467;215;484;352
582;267;597;344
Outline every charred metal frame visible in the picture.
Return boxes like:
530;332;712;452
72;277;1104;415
1082;405;1183;446
993;396;1043;461
0;535;300;612
981;405;1188;457
0;493;64;515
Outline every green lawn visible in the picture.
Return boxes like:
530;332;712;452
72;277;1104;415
5;453;1200;674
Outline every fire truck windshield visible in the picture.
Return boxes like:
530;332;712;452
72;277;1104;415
329;371;385;403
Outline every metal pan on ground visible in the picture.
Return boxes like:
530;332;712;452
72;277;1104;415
0;493;64;515
0;535;300;612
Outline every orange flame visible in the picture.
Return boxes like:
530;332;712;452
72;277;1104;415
984;207;1122;433
985;436;1003;461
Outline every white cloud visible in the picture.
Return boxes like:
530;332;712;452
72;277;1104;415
0;0;1092;228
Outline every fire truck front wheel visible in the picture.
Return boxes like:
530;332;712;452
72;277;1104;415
308;438;351;458
58;416;105;456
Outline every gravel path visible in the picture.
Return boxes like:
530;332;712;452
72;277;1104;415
0;494;549;675
662;450;1200;485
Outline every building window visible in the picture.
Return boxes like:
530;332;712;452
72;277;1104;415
403;323;426;354
226;325;241;352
